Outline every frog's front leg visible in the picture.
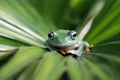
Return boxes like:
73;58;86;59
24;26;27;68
70;41;90;56
83;41;90;53
69;42;84;56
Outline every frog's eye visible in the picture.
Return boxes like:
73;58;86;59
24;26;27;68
48;32;55;40
70;31;77;40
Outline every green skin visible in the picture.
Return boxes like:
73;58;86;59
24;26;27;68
45;30;89;56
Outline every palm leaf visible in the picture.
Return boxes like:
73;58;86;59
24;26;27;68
0;46;45;80
85;0;120;45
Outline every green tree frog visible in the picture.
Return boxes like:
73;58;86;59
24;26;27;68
45;30;90;56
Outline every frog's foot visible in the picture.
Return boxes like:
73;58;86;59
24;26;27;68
60;49;70;55
89;45;94;49
84;45;94;53
84;48;90;53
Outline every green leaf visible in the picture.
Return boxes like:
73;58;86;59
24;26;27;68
100;33;120;43
0;36;28;46
0;25;44;47
77;0;105;41
85;0;120;44
0;44;18;60
0;0;57;47
16;60;40;80
0;46;45;80
67;56;92;80
33;52;65;80
67;56;81;80
93;53;120;63
90;19;120;44
82;58;110;80
93;41;120;55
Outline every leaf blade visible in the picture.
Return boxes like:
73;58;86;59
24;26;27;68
0;46;45;80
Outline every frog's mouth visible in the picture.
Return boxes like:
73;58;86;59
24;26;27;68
51;43;79;54
52;43;79;51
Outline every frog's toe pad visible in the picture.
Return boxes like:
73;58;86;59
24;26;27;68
84;48;90;53
89;45;94;48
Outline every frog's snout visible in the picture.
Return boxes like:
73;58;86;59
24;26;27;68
58;39;66;44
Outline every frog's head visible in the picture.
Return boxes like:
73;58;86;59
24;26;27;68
47;30;77;47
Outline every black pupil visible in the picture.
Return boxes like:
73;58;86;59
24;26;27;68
73;33;76;37
48;32;54;39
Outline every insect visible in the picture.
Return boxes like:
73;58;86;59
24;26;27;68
45;30;91;56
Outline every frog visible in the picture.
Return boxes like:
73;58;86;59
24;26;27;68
44;29;90;56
